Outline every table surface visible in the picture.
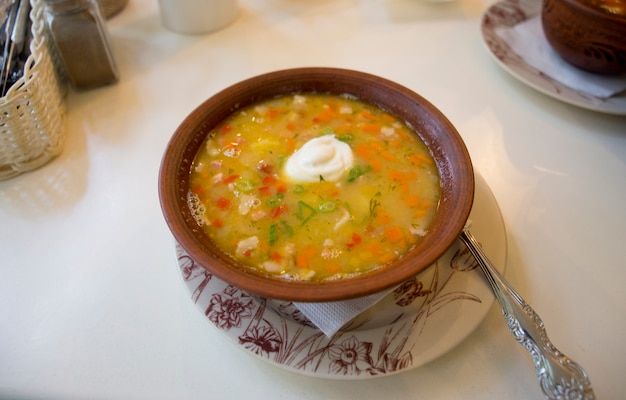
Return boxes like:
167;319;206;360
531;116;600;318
2;0;625;399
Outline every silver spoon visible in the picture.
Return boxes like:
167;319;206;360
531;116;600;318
459;227;595;400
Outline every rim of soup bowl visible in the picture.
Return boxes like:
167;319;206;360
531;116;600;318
553;0;626;24
158;67;475;302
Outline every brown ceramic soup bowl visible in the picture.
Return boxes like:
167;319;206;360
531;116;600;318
158;67;474;302
542;0;626;75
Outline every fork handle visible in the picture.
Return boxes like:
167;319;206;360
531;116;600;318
460;228;595;400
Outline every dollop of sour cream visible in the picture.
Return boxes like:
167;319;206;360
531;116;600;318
285;135;354;182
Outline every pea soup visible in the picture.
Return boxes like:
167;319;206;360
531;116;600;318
188;93;441;282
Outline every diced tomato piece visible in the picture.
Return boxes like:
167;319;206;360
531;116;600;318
222;174;240;184
215;197;230;210
347;233;362;249
269;204;288;218
267;108;279;118
258;186;273;196
192;184;204;195
262;175;277;185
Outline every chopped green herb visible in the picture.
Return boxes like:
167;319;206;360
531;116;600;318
297;201;317;225
347;165;372;182
318;200;337;213
281;221;294;238
234;178;254;192
277;155;287;167
320;126;335;136
266;197;282;207
369;192;382;219
337;133;354;143
269;224;277;246
293;184;305;194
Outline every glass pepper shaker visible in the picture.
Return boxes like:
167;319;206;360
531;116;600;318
42;0;119;89
97;0;129;19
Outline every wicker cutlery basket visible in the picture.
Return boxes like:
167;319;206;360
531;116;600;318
0;0;66;181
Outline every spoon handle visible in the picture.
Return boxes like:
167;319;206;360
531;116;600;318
459;228;595;400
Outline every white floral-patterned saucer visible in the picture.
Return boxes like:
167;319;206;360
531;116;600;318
481;0;626;115
175;173;507;379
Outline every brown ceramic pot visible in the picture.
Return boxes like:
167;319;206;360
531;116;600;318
542;0;626;75
158;67;474;302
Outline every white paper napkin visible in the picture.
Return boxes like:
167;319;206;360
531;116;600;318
495;16;626;99
293;287;396;337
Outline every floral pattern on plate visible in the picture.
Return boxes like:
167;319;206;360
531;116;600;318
175;172;507;379
481;0;626;115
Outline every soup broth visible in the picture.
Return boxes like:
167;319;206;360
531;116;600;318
189;94;441;281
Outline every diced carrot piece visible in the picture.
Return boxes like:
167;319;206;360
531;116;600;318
376;214;390;225
384;226;404;243
312;108;336;123
285;137;296;153
369;141;383;151
380;252;397;264
296;246;316;268
354;144;372;160
389;171;405;181
296;254;307;268
362;123;381;133
404;194;420;207
276;181;287;193
381;151;396;161
381;114;396;123
396;128;410;139
414;209;427;218
370;159;382;172
368;242;383;255
327;264;341;273
408;154;433;166
359;110;377;120
335;125;352;133
304;246;316;258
